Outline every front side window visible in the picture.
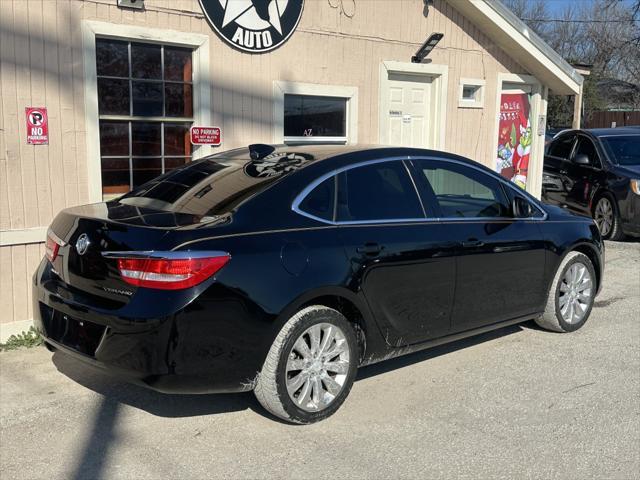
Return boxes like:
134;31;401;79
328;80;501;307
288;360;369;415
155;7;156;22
96;39;194;200
574;136;601;168
547;133;575;160
336;161;423;222
284;94;347;141
414;160;511;218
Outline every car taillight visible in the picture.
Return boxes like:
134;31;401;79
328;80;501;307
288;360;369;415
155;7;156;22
115;254;230;290
45;229;64;262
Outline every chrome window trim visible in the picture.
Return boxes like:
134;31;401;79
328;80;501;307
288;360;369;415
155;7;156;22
292;156;426;225
292;155;548;225
102;250;229;259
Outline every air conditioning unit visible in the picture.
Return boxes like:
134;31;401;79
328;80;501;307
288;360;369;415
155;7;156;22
117;0;144;10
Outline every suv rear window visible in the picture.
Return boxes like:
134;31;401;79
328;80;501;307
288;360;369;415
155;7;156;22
118;159;280;216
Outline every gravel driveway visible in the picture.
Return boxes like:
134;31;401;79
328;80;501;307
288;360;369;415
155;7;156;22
1;240;638;480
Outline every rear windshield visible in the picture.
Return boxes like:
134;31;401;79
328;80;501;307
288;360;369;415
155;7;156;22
118;158;281;216
600;135;640;165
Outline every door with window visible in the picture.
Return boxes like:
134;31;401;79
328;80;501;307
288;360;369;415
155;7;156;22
385;73;432;147
96;38;195;200
335;160;456;345
564;135;605;215
542;132;576;207
411;158;546;332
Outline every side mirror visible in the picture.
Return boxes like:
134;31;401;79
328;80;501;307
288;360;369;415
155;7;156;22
573;153;590;165
513;197;533;218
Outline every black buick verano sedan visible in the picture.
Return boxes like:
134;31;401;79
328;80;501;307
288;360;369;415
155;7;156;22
34;145;604;424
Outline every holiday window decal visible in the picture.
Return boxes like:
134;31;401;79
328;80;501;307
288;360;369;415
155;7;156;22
495;92;532;189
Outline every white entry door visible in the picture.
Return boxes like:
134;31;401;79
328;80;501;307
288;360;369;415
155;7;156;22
385;73;432;147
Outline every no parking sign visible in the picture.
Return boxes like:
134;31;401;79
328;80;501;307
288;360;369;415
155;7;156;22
25;107;48;145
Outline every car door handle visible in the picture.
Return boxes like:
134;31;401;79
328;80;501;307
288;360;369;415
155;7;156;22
356;243;383;255
461;239;485;248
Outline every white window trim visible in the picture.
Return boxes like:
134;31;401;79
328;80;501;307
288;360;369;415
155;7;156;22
272;81;358;145
492;73;546;200
378;61;448;150
458;78;486;109
82;21;211;203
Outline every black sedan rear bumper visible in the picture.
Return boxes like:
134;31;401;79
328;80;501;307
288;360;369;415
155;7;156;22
32;259;264;394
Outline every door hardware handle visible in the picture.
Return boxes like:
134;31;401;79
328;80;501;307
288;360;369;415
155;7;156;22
462;239;484;248
357;243;383;255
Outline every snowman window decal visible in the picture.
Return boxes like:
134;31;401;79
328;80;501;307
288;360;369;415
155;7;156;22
199;0;305;53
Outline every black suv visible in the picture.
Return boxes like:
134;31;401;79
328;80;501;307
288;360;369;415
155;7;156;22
542;127;640;239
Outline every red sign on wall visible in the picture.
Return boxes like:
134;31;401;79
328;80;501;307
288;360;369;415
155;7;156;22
495;93;532;190
25;107;49;145
190;126;221;146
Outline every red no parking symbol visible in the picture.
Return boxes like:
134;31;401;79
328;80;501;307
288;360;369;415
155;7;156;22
25;107;49;145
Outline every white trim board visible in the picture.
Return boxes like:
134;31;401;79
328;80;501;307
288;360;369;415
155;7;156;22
378;61;448;150
272;81;359;144
0;227;47;246
81;21;211;203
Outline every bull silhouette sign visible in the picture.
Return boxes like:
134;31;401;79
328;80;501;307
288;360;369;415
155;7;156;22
199;0;304;53
25;107;49;145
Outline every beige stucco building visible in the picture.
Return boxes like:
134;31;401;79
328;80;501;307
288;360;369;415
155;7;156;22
0;0;583;339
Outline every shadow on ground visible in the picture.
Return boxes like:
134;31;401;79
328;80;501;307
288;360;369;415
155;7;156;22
53;322;527;418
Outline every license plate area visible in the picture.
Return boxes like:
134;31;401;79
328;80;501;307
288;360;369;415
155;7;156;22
43;309;107;357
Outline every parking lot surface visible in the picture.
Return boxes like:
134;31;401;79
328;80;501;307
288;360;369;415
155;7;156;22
1;240;639;480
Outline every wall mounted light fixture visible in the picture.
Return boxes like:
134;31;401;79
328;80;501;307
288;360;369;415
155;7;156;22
412;32;443;63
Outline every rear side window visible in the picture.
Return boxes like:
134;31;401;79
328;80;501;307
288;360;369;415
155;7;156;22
414;160;511;218
548;134;575;160
336;161;424;222
298;176;335;221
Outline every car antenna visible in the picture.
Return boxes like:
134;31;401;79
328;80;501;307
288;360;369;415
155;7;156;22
249;144;276;161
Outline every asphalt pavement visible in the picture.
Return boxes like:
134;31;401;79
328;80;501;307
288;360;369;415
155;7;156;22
1;240;639;480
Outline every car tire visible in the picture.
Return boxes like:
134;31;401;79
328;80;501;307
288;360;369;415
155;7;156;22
535;251;597;333
593;194;625;241
254;305;358;424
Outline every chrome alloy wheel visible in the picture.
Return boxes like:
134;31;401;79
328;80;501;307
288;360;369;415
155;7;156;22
594;197;614;237
285;323;350;412
558;262;593;324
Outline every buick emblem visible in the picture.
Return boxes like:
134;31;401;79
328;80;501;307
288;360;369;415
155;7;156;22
199;0;304;53
75;234;91;256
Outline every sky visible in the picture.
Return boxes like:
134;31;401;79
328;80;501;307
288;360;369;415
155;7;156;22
545;0;595;13
544;0;636;15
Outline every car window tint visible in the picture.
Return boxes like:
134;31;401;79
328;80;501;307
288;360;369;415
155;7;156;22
600;135;640;166
298;176;335;221
336;161;423;221
118;159;281;216
548;134;575;160
574;137;601;167
415;161;511;218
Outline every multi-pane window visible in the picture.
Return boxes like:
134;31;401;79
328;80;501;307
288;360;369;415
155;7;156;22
96;38;194;199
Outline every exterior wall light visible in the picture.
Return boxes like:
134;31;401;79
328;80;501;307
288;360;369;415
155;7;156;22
412;33;444;63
